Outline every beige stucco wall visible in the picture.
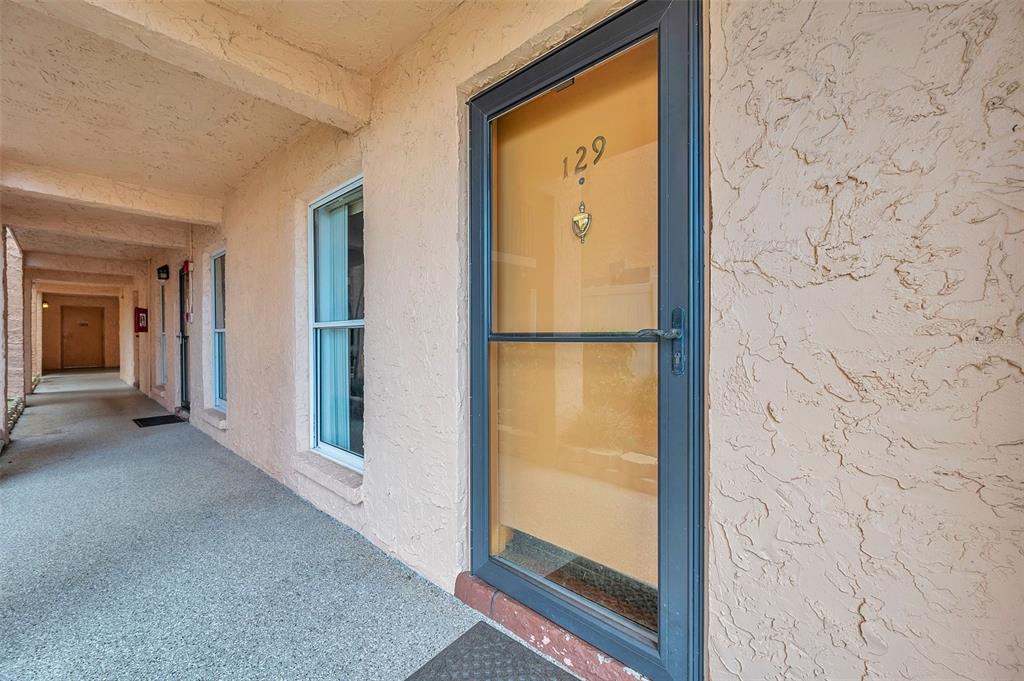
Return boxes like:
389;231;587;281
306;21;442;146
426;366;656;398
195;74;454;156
40;294;119;370
707;1;1023;679
111;0;1022;677
183;123;362;496
169;0;635;593
165;121;364;473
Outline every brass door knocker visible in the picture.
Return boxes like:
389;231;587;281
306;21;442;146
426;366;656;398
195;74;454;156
571;201;592;243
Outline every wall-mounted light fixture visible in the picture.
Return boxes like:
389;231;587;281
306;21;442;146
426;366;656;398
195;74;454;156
42;301;49;309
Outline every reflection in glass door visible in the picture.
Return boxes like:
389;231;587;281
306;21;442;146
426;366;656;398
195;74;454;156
488;36;661;632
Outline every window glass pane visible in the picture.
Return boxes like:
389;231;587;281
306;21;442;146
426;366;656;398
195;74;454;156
317;327;364;456
215;331;226;402
347;208;364;321
491;37;658;334
314;194;364;322
489;340;658;630
213;254;225;329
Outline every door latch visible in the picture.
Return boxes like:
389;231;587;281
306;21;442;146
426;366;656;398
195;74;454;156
635;307;685;375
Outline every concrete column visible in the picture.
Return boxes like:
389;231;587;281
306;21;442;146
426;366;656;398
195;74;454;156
24;285;38;395
5;232;23;405
32;287;42;383
0;227;8;446
119;286;136;387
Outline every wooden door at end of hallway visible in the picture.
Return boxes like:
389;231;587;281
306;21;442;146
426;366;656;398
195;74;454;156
61;306;105;369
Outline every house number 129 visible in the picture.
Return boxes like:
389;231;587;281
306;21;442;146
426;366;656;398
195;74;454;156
563;135;607;178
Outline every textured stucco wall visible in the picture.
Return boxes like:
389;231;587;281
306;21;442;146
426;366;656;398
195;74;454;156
184;123;361;472
41;294;120;370
170;0;630;592
360;0;628;591
101;1;1022;676
707;1;1024;679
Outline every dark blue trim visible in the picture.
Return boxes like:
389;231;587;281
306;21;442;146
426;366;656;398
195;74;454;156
489;332;657;343
468;3;704;679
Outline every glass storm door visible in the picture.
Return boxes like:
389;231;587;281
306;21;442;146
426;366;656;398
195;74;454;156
469;3;702;680
491;34;662;628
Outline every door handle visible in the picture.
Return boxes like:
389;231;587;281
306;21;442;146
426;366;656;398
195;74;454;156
635;327;682;340
635;307;685;375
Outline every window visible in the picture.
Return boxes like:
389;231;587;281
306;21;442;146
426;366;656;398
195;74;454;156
158;284;167;386
309;181;365;468
211;251;226;411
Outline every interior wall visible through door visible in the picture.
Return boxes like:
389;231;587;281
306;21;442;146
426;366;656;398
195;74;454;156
60;306;105;369
41;295;121;371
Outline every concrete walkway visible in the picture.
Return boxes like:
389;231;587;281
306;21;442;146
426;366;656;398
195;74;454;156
0;371;480;680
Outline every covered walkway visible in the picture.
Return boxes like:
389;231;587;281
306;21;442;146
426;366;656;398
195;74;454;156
0;371;481;680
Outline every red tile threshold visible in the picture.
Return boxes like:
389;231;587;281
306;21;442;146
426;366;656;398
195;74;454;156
454;572;645;681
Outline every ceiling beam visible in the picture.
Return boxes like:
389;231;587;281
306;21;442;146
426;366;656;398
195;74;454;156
2;201;189;250
24;252;146;277
25;267;135;289
16;0;371;132
35;282;124;298
1;161;221;226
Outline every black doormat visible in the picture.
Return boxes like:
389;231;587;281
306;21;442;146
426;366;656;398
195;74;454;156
497;530;658;632
405;622;578;681
547;556;658;631
132;415;186;428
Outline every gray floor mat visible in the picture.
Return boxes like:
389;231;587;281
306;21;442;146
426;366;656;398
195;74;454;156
405;622;578;681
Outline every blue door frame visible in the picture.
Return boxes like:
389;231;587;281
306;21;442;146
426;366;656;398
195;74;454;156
468;2;704;680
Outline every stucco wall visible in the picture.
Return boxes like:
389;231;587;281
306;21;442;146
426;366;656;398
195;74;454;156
108;1;1024;677
184;123;362;475
359;0;633;589
41;294;120;370
168;1;632;592
707;1;1023;679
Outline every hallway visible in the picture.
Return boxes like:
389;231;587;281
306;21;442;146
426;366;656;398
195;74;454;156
0;371;480;680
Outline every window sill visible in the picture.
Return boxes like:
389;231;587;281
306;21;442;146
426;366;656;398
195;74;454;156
297;449;363;505
200;408;228;431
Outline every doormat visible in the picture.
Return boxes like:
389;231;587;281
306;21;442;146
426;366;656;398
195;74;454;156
405;622;577;681
548;556;658;631
132;415;186;428
498;529;659;632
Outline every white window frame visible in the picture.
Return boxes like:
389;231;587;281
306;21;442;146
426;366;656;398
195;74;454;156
308;175;365;472
158;282;168;387
211;249;227;412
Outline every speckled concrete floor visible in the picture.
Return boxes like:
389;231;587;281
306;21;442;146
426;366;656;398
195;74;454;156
0;371;481;680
